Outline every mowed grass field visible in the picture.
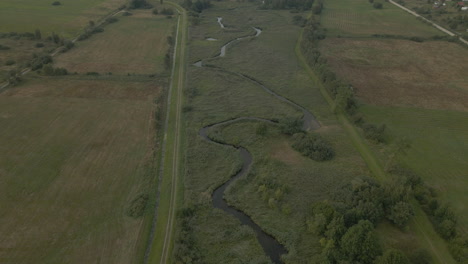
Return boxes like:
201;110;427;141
55;10;175;75
0;0;125;38
321;0;443;37
0;77;159;264
319;38;468;111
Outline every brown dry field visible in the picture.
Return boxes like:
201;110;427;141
0;77;159;263
319;38;468;111
54;10;175;75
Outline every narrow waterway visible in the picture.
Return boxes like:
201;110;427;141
195;18;321;263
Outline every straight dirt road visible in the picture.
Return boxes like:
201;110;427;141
389;0;468;45
144;3;187;264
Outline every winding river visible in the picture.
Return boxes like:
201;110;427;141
195;19;320;263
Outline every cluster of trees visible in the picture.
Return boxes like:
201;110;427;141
183;0;212;13
78;20;105;41
164;34;175;70
161;8;175;15
292;15;307;27
291;132;334;161
280;117;303;135
256;175;291;213
262;0;314;10
301;16;390;146
30;53;52;70
445;15;468;30
6;69;22;86
362;123;386;143
42;64;68;76
129;0;153;9
410;171;467;262
368;0;383;9
308;176;423;263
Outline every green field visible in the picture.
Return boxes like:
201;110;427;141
55;9;176;74
0;0;125;38
0;77;159;264
362;105;468;232
321;0;443;37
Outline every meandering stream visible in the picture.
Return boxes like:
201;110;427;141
195;18;320;263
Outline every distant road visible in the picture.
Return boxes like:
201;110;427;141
389;0;468;45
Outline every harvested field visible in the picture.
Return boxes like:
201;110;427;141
0;77;160;264
55;10;175;75
320;38;468;111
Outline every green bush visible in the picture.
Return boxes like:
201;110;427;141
0;44;10;50
373;2;383;8
161;8;174;15
51;1;61;6
106;17;118;23
280;117;303;135
5;60;15;66
362;123;386;143
291;132;335;161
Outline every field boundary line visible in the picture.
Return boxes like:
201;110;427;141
388;0;468;45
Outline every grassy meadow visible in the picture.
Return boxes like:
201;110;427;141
0;0;125;38
361;105;468;232
55;9;176;74
321;0;443;37
180;2;378;262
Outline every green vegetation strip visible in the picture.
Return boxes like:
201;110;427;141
146;2;187;264
295;17;456;264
